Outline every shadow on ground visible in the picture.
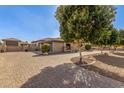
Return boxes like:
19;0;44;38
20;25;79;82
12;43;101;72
21;63;124;88
114;53;124;57
94;55;124;68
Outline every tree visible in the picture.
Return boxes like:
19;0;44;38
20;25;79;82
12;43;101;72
119;29;124;38
96;30;111;53
119;29;124;50
109;29;120;51
55;5;116;63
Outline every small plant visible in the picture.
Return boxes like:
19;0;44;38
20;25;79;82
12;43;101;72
85;44;91;50
25;49;28;52
41;45;50;54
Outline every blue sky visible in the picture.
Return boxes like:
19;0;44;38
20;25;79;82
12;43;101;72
113;5;124;29
0;5;123;42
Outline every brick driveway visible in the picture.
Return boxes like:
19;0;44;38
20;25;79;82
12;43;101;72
0;51;124;88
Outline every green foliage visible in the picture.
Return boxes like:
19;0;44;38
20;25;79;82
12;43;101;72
55;5;116;44
119;29;124;46
96;31;111;46
85;44;91;50
120;39;124;45
119;29;124;38
109;29;120;46
55;5;116;62
41;45;50;53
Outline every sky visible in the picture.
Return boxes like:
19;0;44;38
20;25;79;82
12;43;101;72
0;5;123;42
113;5;124;29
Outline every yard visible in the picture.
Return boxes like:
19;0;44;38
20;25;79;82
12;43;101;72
0;51;124;88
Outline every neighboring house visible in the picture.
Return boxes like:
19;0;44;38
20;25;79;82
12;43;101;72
20;41;31;51
31;38;79;53
0;37;79;53
2;38;22;52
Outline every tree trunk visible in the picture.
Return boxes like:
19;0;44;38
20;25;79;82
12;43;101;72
114;45;117;52
109;45;111;50
101;45;103;54
109;45;111;53
77;40;84;64
79;47;82;63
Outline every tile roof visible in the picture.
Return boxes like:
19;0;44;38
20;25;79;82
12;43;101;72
20;41;29;45
32;38;64;43
2;38;21;42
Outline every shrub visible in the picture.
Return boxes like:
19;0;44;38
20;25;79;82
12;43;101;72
25;49;28;52
85;44;91;50
41;45;50;53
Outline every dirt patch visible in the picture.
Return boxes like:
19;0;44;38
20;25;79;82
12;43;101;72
84;65;124;83
94;54;124;68
21;63;124;88
114;53;124;57
71;56;96;65
72;54;124;83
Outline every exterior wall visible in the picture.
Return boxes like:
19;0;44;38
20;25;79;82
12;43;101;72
6;46;22;52
6;41;19;46
20;44;31;51
64;43;79;52
2;41;22;52
30;42;40;51
52;42;64;53
71;43;79;52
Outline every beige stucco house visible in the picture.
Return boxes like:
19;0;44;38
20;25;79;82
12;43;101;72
1;38;31;52
31;38;79;53
20;41;31;51
0;37;79;53
1;38;22;52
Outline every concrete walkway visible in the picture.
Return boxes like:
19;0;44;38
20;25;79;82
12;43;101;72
0;51;123;88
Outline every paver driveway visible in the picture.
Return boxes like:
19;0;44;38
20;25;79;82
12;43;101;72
0;51;124;88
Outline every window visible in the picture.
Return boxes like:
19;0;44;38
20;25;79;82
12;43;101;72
66;44;71;50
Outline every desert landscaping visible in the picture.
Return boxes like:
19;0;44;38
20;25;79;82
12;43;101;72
0;5;124;88
0;50;124;88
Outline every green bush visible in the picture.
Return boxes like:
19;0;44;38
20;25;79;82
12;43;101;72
85;44;91;50
41;45;50;53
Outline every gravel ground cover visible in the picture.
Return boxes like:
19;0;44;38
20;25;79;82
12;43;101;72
0;51;123;88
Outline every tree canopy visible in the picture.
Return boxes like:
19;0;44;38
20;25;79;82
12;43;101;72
119;29;124;46
55;5;116;44
55;5;116;62
109;29;120;46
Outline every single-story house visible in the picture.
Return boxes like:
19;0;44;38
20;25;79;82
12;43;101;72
31;38;79;53
0;37;79;53
2;38;22;52
20;41;31;51
1;38;31;52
